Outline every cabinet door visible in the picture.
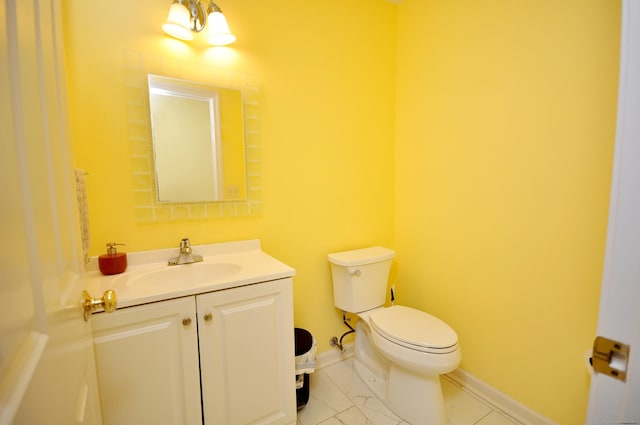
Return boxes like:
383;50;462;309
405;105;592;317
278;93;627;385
197;278;296;425
91;297;202;425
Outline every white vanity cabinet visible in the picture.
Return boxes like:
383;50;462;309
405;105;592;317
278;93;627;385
197;278;295;425
91;277;296;425
91;296;202;425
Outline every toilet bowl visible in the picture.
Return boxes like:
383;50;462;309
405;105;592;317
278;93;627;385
367;305;461;374
328;247;461;425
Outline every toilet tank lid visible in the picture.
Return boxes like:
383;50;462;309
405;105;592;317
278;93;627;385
328;246;395;266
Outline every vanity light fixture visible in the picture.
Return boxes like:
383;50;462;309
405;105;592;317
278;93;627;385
162;0;236;46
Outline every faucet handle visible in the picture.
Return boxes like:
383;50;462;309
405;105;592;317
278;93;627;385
180;238;192;254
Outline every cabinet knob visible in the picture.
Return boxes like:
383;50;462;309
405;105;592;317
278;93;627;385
204;313;213;322
182;317;192;326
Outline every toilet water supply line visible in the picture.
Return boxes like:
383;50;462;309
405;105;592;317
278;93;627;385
330;312;355;352
330;285;396;352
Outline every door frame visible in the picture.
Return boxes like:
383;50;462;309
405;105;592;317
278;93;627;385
586;0;640;422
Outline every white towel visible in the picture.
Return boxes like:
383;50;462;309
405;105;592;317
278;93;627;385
75;169;91;264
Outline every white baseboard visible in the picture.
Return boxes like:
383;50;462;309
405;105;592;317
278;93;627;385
315;342;354;370
315;345;556;425
446;368;558;425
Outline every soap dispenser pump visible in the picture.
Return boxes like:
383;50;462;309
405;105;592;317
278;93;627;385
99;243;128;275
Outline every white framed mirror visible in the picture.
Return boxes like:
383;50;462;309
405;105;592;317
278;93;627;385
148;75;246;203
123;51;261;223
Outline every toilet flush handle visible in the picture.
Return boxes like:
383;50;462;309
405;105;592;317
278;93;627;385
351;269;361;277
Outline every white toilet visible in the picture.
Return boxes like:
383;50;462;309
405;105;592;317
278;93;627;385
328;246;461;425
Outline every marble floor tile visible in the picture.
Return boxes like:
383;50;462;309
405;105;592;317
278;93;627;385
297;358;522;425
297;369;354;425
441;376;493;425
323;359;403;425
476;411;524;425
319;406;372;425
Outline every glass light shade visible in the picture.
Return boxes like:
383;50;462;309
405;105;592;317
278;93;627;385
162;3;194;41
207;11;236;46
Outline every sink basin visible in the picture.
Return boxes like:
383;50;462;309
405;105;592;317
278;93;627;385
124;262;242;289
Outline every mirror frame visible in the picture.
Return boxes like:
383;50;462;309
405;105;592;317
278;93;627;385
123;51;261;222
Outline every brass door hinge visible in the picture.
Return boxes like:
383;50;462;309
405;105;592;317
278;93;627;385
592;336;630;382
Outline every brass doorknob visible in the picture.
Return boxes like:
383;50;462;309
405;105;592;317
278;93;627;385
82;290;117;321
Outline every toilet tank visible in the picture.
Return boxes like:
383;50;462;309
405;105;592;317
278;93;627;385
328;247;395;313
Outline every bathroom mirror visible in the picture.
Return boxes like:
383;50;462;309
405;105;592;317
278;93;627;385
148;74;246;202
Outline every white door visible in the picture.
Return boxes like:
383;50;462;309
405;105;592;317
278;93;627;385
0;0;102;424
586;0;640;423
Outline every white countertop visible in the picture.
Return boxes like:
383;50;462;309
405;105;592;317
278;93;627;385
86;239;295;309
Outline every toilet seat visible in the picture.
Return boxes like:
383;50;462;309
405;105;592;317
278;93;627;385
370;306;458;354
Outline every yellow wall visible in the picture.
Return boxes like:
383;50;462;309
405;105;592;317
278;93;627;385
63;0;621;423
395;1;620;423
218;87;246;198
62;0;396;360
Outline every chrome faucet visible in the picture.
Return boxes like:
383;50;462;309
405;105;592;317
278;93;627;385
168;237;203;266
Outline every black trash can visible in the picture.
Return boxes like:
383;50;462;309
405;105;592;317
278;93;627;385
294;328;315;410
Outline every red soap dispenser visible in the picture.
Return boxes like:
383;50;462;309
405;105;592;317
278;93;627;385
99;243;128;275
